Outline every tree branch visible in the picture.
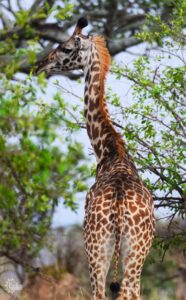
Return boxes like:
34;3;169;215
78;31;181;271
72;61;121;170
109;37;142;55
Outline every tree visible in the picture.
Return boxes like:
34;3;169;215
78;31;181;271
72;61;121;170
111;0;186;249
0;72;89;266
0;1;91;268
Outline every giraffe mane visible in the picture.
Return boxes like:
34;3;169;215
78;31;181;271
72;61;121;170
93;36;111;82
93;36;125;159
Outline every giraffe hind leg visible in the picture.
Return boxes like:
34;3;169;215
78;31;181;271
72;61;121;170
116;252;141;300
116;231;153;300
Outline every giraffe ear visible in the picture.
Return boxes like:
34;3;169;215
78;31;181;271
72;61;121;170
73;17;88;35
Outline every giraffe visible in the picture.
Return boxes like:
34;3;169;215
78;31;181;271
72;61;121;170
35;17;155;300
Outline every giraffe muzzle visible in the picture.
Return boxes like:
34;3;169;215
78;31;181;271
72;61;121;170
35;58;57;78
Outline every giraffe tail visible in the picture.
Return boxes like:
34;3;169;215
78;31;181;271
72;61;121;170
110;192;125;299
110;281;120;300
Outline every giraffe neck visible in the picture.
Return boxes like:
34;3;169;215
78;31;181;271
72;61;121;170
83;38;125;165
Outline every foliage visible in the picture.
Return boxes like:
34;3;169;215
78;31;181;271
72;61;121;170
0;61;89;263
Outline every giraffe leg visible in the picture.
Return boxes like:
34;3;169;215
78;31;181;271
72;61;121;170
84;232;115;300
116;261;141;300
116;234;151;300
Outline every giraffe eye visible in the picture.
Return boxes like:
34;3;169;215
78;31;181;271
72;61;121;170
60;48;72;54
75;37;81;48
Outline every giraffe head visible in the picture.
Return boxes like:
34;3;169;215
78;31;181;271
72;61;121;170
35;17;91;76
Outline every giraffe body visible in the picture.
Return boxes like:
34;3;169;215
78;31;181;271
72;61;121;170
84;158;154;300
36;17;155;300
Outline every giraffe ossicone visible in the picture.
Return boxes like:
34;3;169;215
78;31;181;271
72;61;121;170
36;17;155;300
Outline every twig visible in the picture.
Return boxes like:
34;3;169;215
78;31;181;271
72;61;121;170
53;82;82;100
